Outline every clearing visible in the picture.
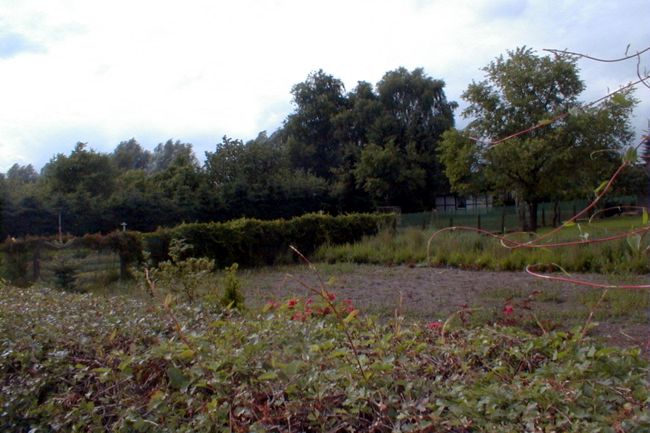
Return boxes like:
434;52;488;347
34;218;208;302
239;263;650;354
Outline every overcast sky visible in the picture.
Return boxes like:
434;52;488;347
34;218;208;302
1;0;649;172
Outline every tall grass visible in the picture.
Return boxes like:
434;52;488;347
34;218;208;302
315;222;650;274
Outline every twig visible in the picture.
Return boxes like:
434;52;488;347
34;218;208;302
543;46;650;63
580;289;609;339
289;245;369;382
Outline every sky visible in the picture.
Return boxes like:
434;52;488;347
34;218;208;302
1;0;649;172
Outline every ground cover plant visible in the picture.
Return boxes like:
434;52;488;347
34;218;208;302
1;284;648;432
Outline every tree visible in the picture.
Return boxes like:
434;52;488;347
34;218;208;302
40;142;118;234
6;164;38;184
354;68;457;209
284;70;349;180
112;138;151;171
149;139;197;172
439;47;636;231
42;142;117;198
329;81;382;212
354;142;426;207
205;134;329;219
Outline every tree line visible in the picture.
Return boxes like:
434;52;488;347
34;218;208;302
0;48;645;237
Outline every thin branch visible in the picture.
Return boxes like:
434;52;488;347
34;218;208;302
543;46;650;63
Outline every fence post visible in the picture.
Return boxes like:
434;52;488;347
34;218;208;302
449;216;454;228
541;207;546;227
477;214;481;230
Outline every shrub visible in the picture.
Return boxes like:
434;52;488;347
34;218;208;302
220;263;244;309
155;239;215;303
51;259;79;292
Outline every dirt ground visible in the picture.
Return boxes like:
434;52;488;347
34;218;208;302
239;263;650;355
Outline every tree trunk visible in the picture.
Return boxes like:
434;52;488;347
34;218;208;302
527;201;539;232
552;201;560;227
518;201;527;231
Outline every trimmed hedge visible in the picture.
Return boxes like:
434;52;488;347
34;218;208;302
144;213;395;267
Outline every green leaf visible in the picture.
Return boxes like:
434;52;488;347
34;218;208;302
257;371;278;381
178;349;195;361
623;146;637;164
537;118;553;126
166;366;190;390
343;309;358;323
593;180;608;197
627;234;642;252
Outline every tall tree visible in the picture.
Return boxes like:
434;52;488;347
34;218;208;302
112;138;151;171
330;81;382;211
439;47;636;231
284;70;349;180
355;68;457;210
40;142;118;233
205;134;328;219
149;139;197;172
6;164;38;184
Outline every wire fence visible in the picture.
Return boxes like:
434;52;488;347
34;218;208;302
399;196;638;232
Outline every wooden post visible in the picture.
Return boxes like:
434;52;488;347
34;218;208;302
477;214;481;230
119;253;128;281
541;207;546;227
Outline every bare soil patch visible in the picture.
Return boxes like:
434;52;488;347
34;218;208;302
239;264;649;355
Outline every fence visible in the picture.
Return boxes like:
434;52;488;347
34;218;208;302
399;196;637;232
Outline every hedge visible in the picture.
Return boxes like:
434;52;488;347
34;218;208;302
144;213;396;267
1;213;395;285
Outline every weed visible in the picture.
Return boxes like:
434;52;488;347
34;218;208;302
220;263;245;309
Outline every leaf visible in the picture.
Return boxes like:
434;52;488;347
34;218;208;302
166;366;190;390
593;180;608;197
343;309;359;323
257;371;278;381
627;234;642;253
537;118;553;126
623;146;637;164
178;349;195;361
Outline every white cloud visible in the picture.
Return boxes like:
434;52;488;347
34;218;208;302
0;0;649;171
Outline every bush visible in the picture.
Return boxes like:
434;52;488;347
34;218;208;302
51;259;79;292
1;239;30;287
220;263;244;309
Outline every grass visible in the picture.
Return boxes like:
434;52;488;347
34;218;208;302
315;215;650;274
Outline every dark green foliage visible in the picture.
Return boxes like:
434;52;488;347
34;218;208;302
1;239;30;287
51;260;78;291
144;212;394;267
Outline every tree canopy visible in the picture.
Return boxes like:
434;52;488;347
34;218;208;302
0;52;643;237
439;47;637;231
